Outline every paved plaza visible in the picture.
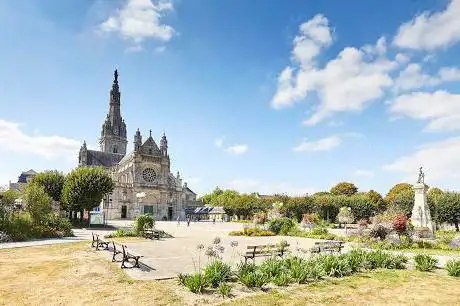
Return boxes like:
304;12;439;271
101;221;329;280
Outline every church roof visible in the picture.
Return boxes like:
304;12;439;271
141;136;161;155
86;150;125;167
118;151;134;165
21;169;37;176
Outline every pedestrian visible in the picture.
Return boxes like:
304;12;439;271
187;217;191;227
213;218;216;224
177;215;180;226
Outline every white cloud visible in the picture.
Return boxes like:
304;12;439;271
0;119;81;159
395;53;410;64
226;179;316;196
215;137;248;155
393;63;460;92
293;136;341;152
225;144;248;155
99;0;175;49
383;137;460;182
271;15;397;125
389;91;460;131
354;169;374;177
393;0;460;51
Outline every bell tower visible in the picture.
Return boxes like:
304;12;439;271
100;69;128;155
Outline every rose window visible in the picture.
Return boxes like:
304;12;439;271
142;168;156;182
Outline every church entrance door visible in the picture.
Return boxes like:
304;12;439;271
168;206;173;220
121;205;127;219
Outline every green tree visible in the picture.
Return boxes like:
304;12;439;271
330;182;358;196
0;189;20;227
23;184;52;225
284;196;314;221
61;167;114;220
435;192;460;232
347;194;378;220
385;183;413;203
337;207;354;232
367;189;386;211
29;170;65;202
199;186;224;205
389;189;414;216
312;194;339;222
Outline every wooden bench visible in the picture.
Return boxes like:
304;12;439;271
121;244;143;269
143;227;160;240
243;244;290;263
91;232;109;251
111;241;124;262
310;241;344;255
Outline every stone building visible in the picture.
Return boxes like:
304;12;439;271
78;70;198;220
8;169;37;192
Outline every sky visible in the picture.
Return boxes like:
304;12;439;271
1;0;460;196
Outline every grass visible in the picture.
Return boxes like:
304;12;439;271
0;242;181;305
223;269;460;306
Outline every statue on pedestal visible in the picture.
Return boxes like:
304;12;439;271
411;167;435;238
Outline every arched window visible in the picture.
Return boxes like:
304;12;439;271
148;148;153;154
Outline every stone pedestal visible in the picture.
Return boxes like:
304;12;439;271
411;183;435;237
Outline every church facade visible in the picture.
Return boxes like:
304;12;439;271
78;70;198;220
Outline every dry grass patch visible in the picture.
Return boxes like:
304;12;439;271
0;242;182;306
223;269;460;306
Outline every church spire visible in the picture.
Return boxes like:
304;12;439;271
100;69;128;154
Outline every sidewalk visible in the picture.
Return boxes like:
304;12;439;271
0;228;114;249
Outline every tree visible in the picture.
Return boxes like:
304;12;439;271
330;182;358;196
347;194;378;220
61;167;114;220
29;170;65;202
389;189;414;216
199;187;224;205
0;189;20;227
284;196;314;221
367;189;386;212
337;206;354;232
23;184;52;225
435;192;460;231
385;183;413;203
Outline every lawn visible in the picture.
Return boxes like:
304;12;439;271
1;242;459;306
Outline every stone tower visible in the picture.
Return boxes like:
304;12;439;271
100;69;128;155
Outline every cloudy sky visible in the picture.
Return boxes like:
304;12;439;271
1;0;460;196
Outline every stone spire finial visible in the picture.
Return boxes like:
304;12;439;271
149;129;152;137
114;69;118;83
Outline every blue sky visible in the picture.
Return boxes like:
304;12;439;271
1;0;460;196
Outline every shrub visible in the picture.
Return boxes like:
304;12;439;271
267;217;296;235
47;213;73;237
0;231;12;243
218;282;232;298
414;254;438;272
3;213;34;241
446;259;460;277
369;223;391;240
319;255;352;277
105;228;137;238
236;261;257;279
177;273;188;286
260;257;286;279
273;271;291;286
240;270;269;288
203;260;232;288
359;219;369;228
392;215;408;236
183;272;208;294
229;228;275;237
344;249;367;272
133;214;154;235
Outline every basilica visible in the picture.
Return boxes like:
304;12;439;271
78;70;198;220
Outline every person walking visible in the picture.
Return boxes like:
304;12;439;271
177;215;181;226
187;217;191;227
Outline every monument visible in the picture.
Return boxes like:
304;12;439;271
411;167;435;237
